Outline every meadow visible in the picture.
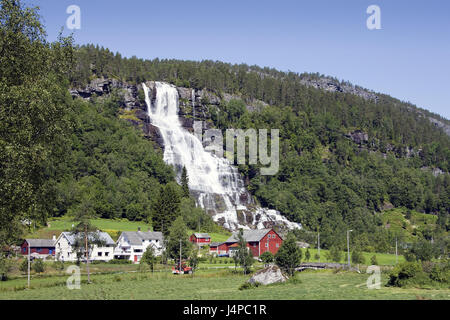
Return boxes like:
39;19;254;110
0;268;448;300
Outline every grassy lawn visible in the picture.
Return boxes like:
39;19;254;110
0;268;448;300
303;248;405;266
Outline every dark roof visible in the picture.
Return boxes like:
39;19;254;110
225;229;273;243
25;239;55;248
60;231;115;246
120;231;163;246
210;242;223;247
193;233;210;239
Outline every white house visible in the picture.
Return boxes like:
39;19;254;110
114;231;164;263
55;231;115;262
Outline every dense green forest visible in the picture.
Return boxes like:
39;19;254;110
69;45;450;252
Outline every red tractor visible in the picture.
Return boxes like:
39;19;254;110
172;260;193;275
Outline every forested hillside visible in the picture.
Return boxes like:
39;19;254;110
68;45;449;252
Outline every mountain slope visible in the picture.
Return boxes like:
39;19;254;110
69;45;449;251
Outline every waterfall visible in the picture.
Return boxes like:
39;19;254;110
143;81;301;231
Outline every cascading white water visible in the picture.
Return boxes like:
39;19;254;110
143;81;301;231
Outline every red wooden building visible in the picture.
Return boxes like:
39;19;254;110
209;229;283;257
21;238;56;259
189;233;211;246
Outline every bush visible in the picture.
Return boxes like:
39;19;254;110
32;259;45;274
351;249;365;265
429;263;449;283
370;255;378;265
20;259;29;274
326;246;342;263
388;261;425;287
260;251;274;264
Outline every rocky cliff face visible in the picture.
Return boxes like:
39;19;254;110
71;78;267;147
299;76;380;102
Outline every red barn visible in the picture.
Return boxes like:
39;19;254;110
190;233;211;246
21;238;56;259
209;242;229;256
209;229;283;257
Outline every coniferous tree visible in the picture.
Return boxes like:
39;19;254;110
275;233;302;276
235;230;254;274
166;216;191;260
141;245;157;273
151;183;181;236
181;166;190;198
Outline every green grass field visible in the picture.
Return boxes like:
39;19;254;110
303;248;405;266
0;268;448;300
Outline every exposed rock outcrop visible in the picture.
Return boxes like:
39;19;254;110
248;265;288;285
299;76;380;102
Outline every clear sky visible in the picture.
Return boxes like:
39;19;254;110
32;0;450;119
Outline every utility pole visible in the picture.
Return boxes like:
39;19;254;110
317;232;320;263
395;237;398;265
347;229;353;269
27;243;30;289
179;239;182;273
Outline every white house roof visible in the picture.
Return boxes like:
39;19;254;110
59;231;115;246
120;231;163;246
225;229;273;243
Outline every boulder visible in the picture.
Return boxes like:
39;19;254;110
248;265;288;286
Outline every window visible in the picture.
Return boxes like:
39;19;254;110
276;244;279;248
105;252;109;256
265;243;269;248
98;252;103;257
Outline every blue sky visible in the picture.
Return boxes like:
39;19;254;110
33;0;450;119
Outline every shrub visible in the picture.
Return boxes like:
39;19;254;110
260;251;274;264
429;263;449;283
326;246;342;263
20;259;29;274
32;259;45;274
351;249;365;265
370;255;378;265
388;261;425;287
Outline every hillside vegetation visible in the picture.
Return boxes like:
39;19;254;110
68;45;450;252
